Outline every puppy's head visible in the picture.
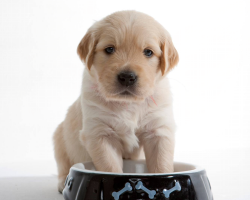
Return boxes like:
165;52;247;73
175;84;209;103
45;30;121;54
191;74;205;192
77;11;179;102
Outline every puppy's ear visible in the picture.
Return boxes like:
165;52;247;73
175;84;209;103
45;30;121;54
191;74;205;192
77;29;97;70
160;37;179;75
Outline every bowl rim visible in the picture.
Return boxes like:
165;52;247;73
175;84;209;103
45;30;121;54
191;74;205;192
70;160;205;176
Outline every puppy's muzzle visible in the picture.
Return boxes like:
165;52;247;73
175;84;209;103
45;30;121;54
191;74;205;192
117;71;137;87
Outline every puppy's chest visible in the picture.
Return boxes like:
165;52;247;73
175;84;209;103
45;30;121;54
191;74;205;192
114;103;148;136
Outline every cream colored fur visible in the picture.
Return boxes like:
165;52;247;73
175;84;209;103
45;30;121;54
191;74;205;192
53;10;179;192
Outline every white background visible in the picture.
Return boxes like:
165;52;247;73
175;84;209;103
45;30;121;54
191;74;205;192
0;0;250;199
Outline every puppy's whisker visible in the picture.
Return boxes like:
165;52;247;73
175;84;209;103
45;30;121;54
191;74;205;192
150;95;157;106
90;85;98;90
121;102;128;110
167;78;187;90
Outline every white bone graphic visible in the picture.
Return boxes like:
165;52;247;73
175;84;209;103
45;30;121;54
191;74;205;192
163;181;181;198
135;181;156;199
112;182;132;200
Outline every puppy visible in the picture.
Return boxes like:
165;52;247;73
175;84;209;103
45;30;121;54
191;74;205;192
53;10;179;192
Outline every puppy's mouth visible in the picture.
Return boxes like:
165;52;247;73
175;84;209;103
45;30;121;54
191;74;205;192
105;87;144;102
117;87;140;97
120;91;132;95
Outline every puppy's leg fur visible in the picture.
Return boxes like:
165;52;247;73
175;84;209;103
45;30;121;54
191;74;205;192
53;122;71;193
80;126;123;173
143;125;175;173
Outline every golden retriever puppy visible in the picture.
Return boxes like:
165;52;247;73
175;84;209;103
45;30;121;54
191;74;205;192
53;10;179;192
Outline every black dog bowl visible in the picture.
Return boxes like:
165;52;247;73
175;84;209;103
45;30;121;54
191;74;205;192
63;160;213;200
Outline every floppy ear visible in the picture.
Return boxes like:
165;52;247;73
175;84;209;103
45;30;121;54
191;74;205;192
160;38;179;75
77;29;97;70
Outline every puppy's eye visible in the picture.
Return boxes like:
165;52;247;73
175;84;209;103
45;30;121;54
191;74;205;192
105;47;115;54
143;49;153;57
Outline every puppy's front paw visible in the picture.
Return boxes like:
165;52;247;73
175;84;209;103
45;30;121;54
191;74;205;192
148;162;174;173
57;176;66;193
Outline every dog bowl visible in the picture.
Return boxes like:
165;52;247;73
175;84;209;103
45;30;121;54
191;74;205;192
63;160;213;200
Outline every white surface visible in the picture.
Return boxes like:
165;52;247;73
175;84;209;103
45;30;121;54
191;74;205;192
0;176;63;200
0;160;57;177
0;0;250;200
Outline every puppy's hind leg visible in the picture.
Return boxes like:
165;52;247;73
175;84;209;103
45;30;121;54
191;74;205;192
53;122;71;193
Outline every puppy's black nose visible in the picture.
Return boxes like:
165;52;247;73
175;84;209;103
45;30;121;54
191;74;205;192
117;71;137;86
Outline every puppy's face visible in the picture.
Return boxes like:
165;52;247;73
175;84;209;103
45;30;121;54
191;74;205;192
78;11;179;102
